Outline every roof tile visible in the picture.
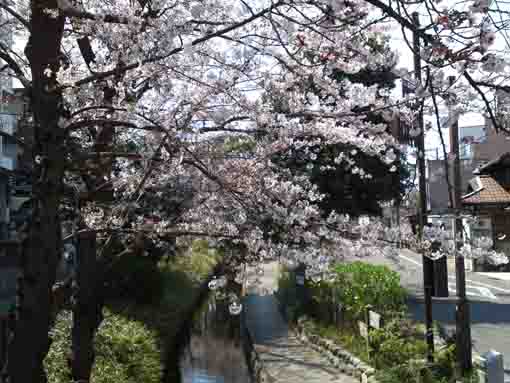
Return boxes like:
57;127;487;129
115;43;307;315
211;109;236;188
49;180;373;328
462;175;510;205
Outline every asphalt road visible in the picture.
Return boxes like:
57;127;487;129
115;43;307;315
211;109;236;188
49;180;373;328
364;248;510;380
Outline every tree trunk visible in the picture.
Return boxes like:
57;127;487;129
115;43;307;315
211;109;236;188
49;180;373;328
7;2;65;382
71;232;103;382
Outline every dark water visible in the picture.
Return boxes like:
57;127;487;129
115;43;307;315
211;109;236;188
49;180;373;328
179;290;251;383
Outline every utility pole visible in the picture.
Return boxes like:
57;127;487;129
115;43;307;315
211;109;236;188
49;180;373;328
412;12;434;363
448;76;472;374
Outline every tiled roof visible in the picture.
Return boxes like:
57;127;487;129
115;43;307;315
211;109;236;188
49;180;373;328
462;175;510;205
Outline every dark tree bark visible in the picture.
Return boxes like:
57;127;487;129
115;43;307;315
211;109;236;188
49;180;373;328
71;232;102;382
6;1;66;382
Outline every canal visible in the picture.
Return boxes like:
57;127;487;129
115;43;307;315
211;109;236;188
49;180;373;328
178;280;251;383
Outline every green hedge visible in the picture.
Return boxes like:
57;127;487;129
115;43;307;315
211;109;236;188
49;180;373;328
45;309;161;383
331;261;406;318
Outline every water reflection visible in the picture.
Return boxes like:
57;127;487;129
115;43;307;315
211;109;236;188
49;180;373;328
179;288;251;383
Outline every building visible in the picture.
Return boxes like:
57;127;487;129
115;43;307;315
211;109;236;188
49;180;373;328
460;90;510;161
0;58;19;238
425;108;510;268
461;153;510;268
427;109;510;215
459;124;486;160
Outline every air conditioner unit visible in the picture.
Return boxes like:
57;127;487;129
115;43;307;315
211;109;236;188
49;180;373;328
0;157;14;171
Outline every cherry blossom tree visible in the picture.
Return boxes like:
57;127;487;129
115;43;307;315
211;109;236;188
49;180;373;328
0;0;410;381
0;0;506;379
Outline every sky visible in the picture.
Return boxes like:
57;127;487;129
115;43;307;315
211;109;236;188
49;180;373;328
387;11;491;160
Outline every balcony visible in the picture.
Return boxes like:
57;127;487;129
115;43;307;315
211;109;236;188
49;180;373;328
0;114;15;136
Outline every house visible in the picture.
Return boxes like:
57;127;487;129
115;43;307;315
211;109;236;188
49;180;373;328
427;158;485;215
461;153;510;267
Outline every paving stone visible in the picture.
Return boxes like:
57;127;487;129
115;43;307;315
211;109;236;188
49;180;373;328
244;262;358;383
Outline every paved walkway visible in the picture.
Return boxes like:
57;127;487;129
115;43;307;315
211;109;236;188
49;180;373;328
243;262;358;383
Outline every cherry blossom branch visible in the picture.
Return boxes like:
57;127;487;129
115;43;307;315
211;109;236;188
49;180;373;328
365;0;434;44
72;152;144;161
0;2;30;30
65;119;165;133
63;228;239;242
0;41;30;87
70;106;127;118
463;71;502;133
72;1;284;88
62;8;139;25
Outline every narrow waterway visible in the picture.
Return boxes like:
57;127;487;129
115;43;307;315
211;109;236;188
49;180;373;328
178;285;251;383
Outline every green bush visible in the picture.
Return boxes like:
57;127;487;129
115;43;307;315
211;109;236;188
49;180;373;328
376;363;423;383
332;262;406;318
94;310;162;383
431;343;457;380
107;255;165;304
175;240;220;281
370;324;428;369
45;309;162;383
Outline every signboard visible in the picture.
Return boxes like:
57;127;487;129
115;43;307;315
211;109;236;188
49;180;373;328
0;241;20;318
369;310;382;329
358;321;368;338
465;258;473;272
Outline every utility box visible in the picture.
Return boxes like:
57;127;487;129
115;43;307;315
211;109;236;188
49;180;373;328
294;263;307;320
424;241;449;297
477;350;504;383
432;255;449;297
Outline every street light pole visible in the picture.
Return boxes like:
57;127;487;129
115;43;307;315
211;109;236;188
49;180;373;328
412;11;434;363
448;76;472;374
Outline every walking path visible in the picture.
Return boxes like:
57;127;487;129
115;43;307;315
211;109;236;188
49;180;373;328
243;262;358;383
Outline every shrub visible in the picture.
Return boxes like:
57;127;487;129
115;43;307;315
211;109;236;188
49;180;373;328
94;310;161;383
370;324;428;369
376;364;419;383
332;262;406;318
431;343;457;380
175;240;220;281
45;309;162;383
